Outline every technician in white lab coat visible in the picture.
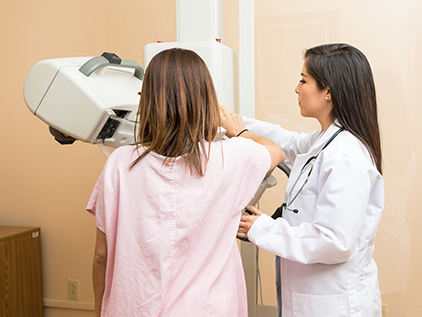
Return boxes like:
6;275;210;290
221;43;384;317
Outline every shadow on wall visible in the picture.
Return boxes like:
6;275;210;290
374;67;413;316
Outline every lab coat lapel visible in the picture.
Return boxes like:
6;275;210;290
308;122;342;155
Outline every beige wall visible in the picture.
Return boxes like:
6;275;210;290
1;1;422;317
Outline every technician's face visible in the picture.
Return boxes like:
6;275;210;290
295;63;332;129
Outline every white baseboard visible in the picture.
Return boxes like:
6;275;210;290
43;299;94;311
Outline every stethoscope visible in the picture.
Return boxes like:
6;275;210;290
272;127;344;219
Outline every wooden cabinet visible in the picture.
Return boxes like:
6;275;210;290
0;226;43;317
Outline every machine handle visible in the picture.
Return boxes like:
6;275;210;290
277;162;291;177
79;52;144;80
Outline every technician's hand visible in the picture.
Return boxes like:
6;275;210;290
237;205;263;239
219;104;245;138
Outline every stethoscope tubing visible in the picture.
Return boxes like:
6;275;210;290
282;127;344;215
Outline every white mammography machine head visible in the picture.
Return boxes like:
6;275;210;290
24;42;237;148
24;52;143;148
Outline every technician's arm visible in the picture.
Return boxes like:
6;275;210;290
242;116;318;168
93;228;107;317
220;105;285;171
247;156;383;265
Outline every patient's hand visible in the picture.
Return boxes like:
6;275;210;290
219;105;245;138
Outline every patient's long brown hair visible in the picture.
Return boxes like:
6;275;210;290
131;48;220;176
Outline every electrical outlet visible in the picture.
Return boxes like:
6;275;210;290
68;279;79;300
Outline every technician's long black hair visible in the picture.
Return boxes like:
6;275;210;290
304;43;382;174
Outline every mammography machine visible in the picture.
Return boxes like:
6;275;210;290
23;48;278;316
24;52;143;149
23;47;276;225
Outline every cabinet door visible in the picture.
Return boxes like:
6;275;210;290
0;231;43;317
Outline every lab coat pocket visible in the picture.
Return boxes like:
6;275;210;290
292;292;348;317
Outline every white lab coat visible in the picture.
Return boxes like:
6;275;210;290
244;117;384;317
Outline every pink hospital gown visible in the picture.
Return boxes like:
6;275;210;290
86;137;271;317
